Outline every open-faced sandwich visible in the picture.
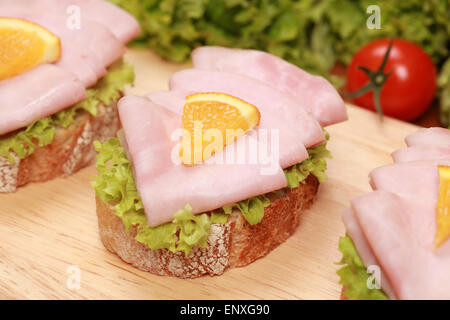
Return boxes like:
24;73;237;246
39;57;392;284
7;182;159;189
0;0;140;192
338;127;450;300
92;46;347;278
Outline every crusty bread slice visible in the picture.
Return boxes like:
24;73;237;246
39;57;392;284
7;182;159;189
0;99;120;193
96;174;319;278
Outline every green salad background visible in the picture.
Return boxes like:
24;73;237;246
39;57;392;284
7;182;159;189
110;0;450;127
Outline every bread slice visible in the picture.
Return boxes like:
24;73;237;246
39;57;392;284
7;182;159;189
96;174;319;278
0;99;120;193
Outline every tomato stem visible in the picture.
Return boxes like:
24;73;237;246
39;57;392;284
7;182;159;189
345;38;394;119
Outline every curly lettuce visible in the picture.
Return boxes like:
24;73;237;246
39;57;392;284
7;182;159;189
0;118;55;163
336;236;389;300
284;132;331;188
222;195;271;226
0;60;134;163
92;136;331;254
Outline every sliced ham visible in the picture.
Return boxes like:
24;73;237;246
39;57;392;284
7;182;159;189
343;127;450;299
57;50;107;88
0;0;140;44
405;127;450;147
369;160;450;202
169;69;326;150
118;95;288;227
0;65;86;135
351;191;450;300
1;5;125;87
40;0;140;44
392;145;450;163
191;46;347;126
146;90;191;115
147;91;309;169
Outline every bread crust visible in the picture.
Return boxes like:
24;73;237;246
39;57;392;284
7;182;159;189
0;99;120;193
96;175;319;278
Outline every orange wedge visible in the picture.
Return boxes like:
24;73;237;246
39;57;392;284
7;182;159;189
434;165;450;249
0;17;61;81
180;92;260;165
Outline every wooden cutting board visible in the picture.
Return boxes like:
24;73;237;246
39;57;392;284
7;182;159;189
0;49;421;300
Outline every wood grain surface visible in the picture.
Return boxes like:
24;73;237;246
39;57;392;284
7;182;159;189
0;49;420;300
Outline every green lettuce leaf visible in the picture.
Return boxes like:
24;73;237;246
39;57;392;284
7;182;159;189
0;60;134;162
173;206;211;255
210;212;230;224
0;117;55;163
284;131;331;188
336;236;389;300
222;195;270;225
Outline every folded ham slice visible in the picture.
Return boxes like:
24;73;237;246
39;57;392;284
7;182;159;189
405;127;450;147
392;146;450;163
169;69;326;149
57;50;107;88
0;0;140;44
118;95;288;227
147;91;309;169
146;90;191;115
369;160;450;202
1;5;125;87
191;46;347;126
351;191;450;300
0;65;86;135
41;0;140;44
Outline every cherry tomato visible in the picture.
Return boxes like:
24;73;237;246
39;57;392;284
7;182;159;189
346;38;437;121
